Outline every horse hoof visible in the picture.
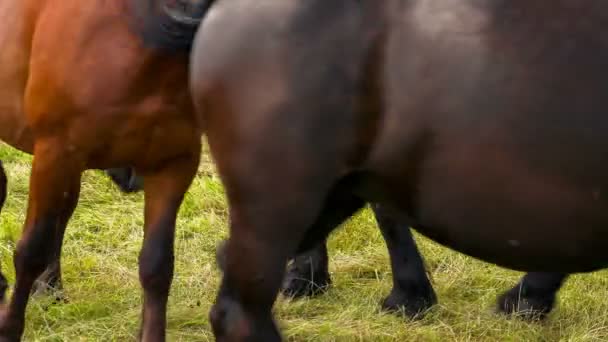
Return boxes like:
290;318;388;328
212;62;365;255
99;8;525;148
380;288;437;318
496;288;555;320
281;265;331;298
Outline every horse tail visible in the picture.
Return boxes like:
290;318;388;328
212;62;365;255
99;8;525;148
132;0;214;52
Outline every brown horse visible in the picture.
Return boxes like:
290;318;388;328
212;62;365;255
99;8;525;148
188;0;608;340
0;0;209;339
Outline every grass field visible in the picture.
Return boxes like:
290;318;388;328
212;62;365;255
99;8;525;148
1;142;608;341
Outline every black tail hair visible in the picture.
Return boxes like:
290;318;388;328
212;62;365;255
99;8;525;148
131;0;213;52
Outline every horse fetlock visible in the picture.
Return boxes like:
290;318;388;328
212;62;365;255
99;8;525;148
496;285;556;320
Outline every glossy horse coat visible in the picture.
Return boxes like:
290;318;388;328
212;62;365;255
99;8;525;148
190;0;608;340
0;0;205;339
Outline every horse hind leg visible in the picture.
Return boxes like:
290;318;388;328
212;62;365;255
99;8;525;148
30;205;77;299
0;142;82;340
32;167;143;297
32;167;144;296
137;154;199;341
282;190;366;298
372;204;437;317
209;148;350;340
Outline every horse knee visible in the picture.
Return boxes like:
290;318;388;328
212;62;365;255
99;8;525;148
138;242;174;295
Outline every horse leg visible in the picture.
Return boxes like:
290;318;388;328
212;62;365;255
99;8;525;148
31;193;79;297
496;272;568;320
282;241;332;298
32;167;144;295
138;155;198;342
371;205;437;316
282;192;366;298
370;204;437;317
209;165;340;340
0;142;82;340
0;162;9;302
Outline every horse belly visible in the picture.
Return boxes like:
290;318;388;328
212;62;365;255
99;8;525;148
404;144;608;273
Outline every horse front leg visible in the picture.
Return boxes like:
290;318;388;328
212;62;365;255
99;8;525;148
137;154;199;342
282;191;366;298
0;140;82;341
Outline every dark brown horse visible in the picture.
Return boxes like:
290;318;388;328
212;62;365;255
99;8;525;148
0;0;210;339
188;0;608;340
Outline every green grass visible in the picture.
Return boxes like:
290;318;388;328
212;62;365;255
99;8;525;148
1;142;608;341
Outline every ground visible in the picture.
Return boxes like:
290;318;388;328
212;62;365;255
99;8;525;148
1;142;608;341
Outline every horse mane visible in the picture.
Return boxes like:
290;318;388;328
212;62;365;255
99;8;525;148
130;0;213;52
